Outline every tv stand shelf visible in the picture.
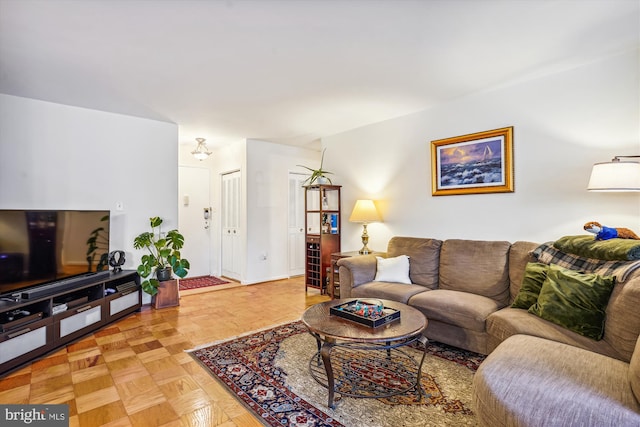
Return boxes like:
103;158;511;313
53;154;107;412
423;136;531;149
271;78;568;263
0;270;141;376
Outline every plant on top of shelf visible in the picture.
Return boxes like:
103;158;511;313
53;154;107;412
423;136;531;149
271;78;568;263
297;148;333;186
86;213;110;272
133;216;190;296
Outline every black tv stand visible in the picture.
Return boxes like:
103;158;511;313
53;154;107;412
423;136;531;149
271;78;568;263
0;270;141;377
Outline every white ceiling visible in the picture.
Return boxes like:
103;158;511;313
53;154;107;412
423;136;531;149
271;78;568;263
1;0;638;149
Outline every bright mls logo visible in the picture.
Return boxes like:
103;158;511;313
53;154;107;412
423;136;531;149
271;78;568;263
1;405;68;426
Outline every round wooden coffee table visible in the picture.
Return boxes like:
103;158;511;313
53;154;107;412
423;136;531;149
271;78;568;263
301;299;428;408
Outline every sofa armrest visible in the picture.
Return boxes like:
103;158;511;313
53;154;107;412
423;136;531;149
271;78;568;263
337;255;377;298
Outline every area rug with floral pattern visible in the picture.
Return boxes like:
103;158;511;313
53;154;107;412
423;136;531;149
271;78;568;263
188;321;485;427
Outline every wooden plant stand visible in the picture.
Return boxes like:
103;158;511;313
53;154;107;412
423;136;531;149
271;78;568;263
153;279;180;309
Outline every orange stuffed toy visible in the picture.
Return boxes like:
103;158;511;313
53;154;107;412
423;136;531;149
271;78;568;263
584;221;640;241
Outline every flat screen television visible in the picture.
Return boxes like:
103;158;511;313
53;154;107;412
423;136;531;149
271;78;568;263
0;210;110;297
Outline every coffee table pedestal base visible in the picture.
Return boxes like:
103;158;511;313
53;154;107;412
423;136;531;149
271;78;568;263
309;335;429;409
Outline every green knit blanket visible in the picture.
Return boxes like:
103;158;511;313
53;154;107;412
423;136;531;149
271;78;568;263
553;235;640;261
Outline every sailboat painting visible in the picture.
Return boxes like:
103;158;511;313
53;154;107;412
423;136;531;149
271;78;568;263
431;127;514;196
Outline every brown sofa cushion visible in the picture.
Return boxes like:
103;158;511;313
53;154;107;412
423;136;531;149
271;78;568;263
630;336;640;403
474;335;640;427
439;239;511;305
387;237;442;289
603;274;640;361
352;282;429;304
409;289;501;332
486;307;623;360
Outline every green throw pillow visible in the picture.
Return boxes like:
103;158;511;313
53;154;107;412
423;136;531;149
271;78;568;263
528;264;616;340
511;262;549;309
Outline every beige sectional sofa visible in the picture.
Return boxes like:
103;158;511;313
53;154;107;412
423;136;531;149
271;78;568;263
337;236;640;426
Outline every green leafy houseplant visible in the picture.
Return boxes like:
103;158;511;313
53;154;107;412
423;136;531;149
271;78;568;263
297;148;333;186
133;216;190;296
86;214;110;272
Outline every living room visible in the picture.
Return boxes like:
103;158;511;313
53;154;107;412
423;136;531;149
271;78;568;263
1;2;638;288
0;1;639;425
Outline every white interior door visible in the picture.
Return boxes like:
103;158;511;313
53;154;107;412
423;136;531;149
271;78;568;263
179;166;211;278
221;170;241;280
288;173;306;277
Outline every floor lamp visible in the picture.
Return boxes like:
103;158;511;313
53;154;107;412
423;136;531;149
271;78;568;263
588;155;640;191
349;200;382;254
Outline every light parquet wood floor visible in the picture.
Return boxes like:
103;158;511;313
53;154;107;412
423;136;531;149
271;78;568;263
0;276;330;427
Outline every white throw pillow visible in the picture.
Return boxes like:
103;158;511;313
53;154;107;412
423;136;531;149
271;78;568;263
374;255;411;284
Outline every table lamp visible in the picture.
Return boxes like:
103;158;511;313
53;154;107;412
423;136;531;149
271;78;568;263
349;199;382;254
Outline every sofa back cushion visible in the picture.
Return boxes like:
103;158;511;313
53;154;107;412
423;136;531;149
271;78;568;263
387;237;442;289
629;335;640;403
603;273;640;361
439;239;511;305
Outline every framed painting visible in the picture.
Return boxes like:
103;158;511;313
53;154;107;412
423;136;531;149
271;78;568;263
431;126;514;196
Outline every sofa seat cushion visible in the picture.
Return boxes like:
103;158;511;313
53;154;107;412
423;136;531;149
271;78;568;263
473;335;640;427
352;282;429;304
408;289;501;332
486;307;622;360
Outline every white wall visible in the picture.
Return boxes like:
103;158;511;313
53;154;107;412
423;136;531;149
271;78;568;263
179;138;319;284
0;94;180;283
5;49;637;289
244;139;319;284
324;50;640;252
179;138;246;279
178;142;217;278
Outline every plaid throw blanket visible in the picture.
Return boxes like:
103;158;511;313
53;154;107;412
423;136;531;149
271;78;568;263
532;242;640;283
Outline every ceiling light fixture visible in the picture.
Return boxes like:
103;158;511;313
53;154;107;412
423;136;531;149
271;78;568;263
588;155;640;191
191;138;212;161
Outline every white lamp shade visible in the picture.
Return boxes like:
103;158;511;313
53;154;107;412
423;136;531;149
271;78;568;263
349;200;382;223
588;161;640;191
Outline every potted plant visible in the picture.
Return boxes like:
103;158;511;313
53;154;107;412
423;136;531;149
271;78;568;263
298;148;333;186
86;213;110;272
133;216;190;299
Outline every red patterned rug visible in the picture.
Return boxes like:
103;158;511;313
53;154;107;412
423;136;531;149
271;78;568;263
179;275;229;291
189;320;485;427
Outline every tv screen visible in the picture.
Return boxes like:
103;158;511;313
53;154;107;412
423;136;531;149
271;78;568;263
0;210;110;296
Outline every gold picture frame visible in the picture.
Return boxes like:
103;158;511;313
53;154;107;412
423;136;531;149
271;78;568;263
431;127;514;196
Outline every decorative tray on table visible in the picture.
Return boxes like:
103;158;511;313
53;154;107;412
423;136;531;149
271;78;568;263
330;299;400;328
